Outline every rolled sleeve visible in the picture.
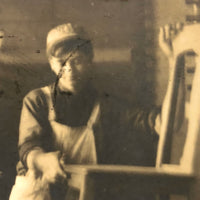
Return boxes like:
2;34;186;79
147;106;161;135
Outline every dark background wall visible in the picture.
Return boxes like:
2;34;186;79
0;1;155;197
0;0;190;199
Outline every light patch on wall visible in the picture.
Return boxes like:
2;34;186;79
0;48;132;64
93;48;131;63
0;30;5;49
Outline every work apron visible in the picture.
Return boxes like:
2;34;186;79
9;86;100;200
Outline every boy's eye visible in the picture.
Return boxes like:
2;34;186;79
70;58;82;66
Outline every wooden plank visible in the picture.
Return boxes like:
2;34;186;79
63;165;195;199
63;164;193;176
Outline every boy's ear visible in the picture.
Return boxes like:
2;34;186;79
49;57;62;75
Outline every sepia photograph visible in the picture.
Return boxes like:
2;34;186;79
0;0;200;199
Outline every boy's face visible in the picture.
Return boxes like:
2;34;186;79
50;49;92;94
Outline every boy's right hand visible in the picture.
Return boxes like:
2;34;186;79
159;23;200;58
27;150;67;184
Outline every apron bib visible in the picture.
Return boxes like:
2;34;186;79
44;86;100;164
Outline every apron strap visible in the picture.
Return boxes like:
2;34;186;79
87;102;100;129
41;85;56;121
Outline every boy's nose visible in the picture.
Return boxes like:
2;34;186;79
63;63;72;72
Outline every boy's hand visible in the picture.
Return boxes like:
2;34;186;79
159;23;200;58
27;150;67;184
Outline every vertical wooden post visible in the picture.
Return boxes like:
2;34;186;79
79;175;94;200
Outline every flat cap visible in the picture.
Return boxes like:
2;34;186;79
46;23;90;57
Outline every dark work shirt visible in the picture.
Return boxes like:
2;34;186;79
17;83;159;174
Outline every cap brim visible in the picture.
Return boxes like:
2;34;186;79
47;35;88;57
